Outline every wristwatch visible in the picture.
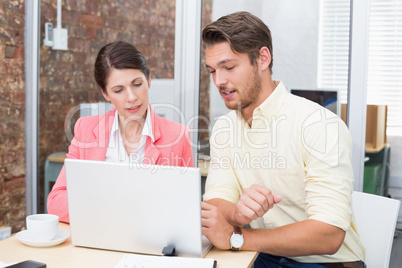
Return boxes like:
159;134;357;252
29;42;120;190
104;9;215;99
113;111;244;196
230;226;244;250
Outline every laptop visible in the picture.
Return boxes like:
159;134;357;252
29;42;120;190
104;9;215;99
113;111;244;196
65;159;213;257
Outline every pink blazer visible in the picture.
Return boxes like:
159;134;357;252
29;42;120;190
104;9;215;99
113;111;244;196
47;107;194;223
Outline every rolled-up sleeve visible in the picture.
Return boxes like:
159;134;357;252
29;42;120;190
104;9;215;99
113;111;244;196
301;109;354;231
203;115;242;203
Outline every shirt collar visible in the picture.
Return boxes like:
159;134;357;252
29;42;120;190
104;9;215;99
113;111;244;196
143;105;154;142
255;80;288;118
235;80;289;129
110;105;155;142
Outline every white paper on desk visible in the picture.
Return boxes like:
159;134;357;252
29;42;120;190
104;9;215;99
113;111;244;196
114;254;216;268
0;261;17;268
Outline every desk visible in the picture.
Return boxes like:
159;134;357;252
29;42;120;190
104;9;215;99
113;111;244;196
0;223;258;268
198;158;210;177
47;154;67;163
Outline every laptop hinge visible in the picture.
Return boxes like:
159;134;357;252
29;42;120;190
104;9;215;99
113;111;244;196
162;245;176;256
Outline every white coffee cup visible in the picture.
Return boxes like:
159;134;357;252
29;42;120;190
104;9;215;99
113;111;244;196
26;214;59;241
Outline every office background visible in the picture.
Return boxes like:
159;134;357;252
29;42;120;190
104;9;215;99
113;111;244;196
0;0;212;232
1;0;401;242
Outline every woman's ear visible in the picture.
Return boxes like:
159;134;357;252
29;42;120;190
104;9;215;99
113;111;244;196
147;75;151;89
258;47;271;71
101;88;111;102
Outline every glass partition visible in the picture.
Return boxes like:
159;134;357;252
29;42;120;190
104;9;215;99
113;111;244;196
38;0;178;212
198;0;351;158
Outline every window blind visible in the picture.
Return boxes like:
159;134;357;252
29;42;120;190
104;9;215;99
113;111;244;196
317;0;350;104
319;0;402;136
367;0;402;136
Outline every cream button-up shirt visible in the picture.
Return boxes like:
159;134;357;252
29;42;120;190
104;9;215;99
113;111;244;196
204;81;365;263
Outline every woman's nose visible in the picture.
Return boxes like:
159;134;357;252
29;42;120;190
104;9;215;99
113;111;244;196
127;89;137;102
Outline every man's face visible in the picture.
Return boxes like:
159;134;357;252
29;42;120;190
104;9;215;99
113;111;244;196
205;42;262;111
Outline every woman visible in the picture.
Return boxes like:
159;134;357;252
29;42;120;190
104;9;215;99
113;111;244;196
47;41;194;222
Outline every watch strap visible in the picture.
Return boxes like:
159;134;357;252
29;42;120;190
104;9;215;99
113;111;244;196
233;226;242;235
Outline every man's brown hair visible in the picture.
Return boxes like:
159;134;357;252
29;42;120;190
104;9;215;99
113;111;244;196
202;11;273;73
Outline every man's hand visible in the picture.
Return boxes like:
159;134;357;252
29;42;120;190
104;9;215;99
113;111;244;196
233;184;281;225
201;202;233;250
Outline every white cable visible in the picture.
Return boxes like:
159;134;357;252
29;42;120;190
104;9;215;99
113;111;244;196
57;0;62;28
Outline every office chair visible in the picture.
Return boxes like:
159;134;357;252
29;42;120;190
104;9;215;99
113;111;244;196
352;191;401;268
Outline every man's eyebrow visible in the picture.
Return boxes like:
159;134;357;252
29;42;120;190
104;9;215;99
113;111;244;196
206;59;236;69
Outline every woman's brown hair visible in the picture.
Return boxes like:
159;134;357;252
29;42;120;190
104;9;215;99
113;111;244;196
94;41;150;93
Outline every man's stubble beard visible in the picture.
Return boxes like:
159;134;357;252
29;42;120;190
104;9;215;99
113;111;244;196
221;67;262;111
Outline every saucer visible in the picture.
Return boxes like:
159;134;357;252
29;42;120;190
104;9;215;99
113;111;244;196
16;229;70;247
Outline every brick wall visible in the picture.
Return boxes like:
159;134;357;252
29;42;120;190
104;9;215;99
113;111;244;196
38;0;179;212
199;0;212;142
0;0;212;233
0;0;26;233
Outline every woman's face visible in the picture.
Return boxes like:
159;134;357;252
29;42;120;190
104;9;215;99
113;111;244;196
102;68;150;121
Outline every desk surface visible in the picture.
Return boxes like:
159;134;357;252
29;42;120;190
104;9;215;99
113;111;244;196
47;154;67;163
198;158;210;177
0;223;258;268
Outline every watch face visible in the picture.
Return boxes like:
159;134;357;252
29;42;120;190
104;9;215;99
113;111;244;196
230;234;244;248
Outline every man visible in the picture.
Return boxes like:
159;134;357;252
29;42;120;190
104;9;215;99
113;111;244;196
201;11;365;268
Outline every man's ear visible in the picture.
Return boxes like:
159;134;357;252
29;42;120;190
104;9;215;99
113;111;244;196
258;47;271;71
